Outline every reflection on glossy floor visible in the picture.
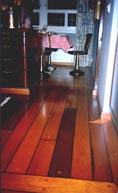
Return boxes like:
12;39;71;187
1;66;118;193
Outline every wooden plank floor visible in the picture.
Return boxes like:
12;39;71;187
0;66;118;193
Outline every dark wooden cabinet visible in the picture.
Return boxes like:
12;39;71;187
0;29;44;95
0;29;23;87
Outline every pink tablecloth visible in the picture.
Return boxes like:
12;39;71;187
45;35;73;52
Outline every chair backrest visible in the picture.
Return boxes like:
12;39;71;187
84;33;92;54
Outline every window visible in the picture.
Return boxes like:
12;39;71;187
32;0;40;9
47;0;77;28
32;12;39;26
32;0;77;34
48;13;65;26
68;14;76;26
32;0;40;27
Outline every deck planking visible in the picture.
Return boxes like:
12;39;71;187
1;66;118;192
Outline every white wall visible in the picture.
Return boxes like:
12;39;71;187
51;33;76;64
98;0;118;113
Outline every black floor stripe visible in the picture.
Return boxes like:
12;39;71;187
48;108;76;178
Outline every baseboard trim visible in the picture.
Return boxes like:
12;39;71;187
52;62;73;66
101;112;112;120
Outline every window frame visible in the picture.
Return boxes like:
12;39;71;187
47;9;77;33
32;0;77;34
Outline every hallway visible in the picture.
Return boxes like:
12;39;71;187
1;66;118;192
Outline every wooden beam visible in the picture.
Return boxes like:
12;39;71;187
1;173;117;193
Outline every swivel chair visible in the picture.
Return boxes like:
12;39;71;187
68;33;92;76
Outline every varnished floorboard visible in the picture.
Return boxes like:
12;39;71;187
48;108;76;178
0;66;118;192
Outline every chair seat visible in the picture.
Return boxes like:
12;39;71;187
68;50;86;55
45;48;51;55
45;48;58;55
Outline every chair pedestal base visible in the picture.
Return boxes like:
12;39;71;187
48;64;56;71
69;69;85;76
44;64;56;75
